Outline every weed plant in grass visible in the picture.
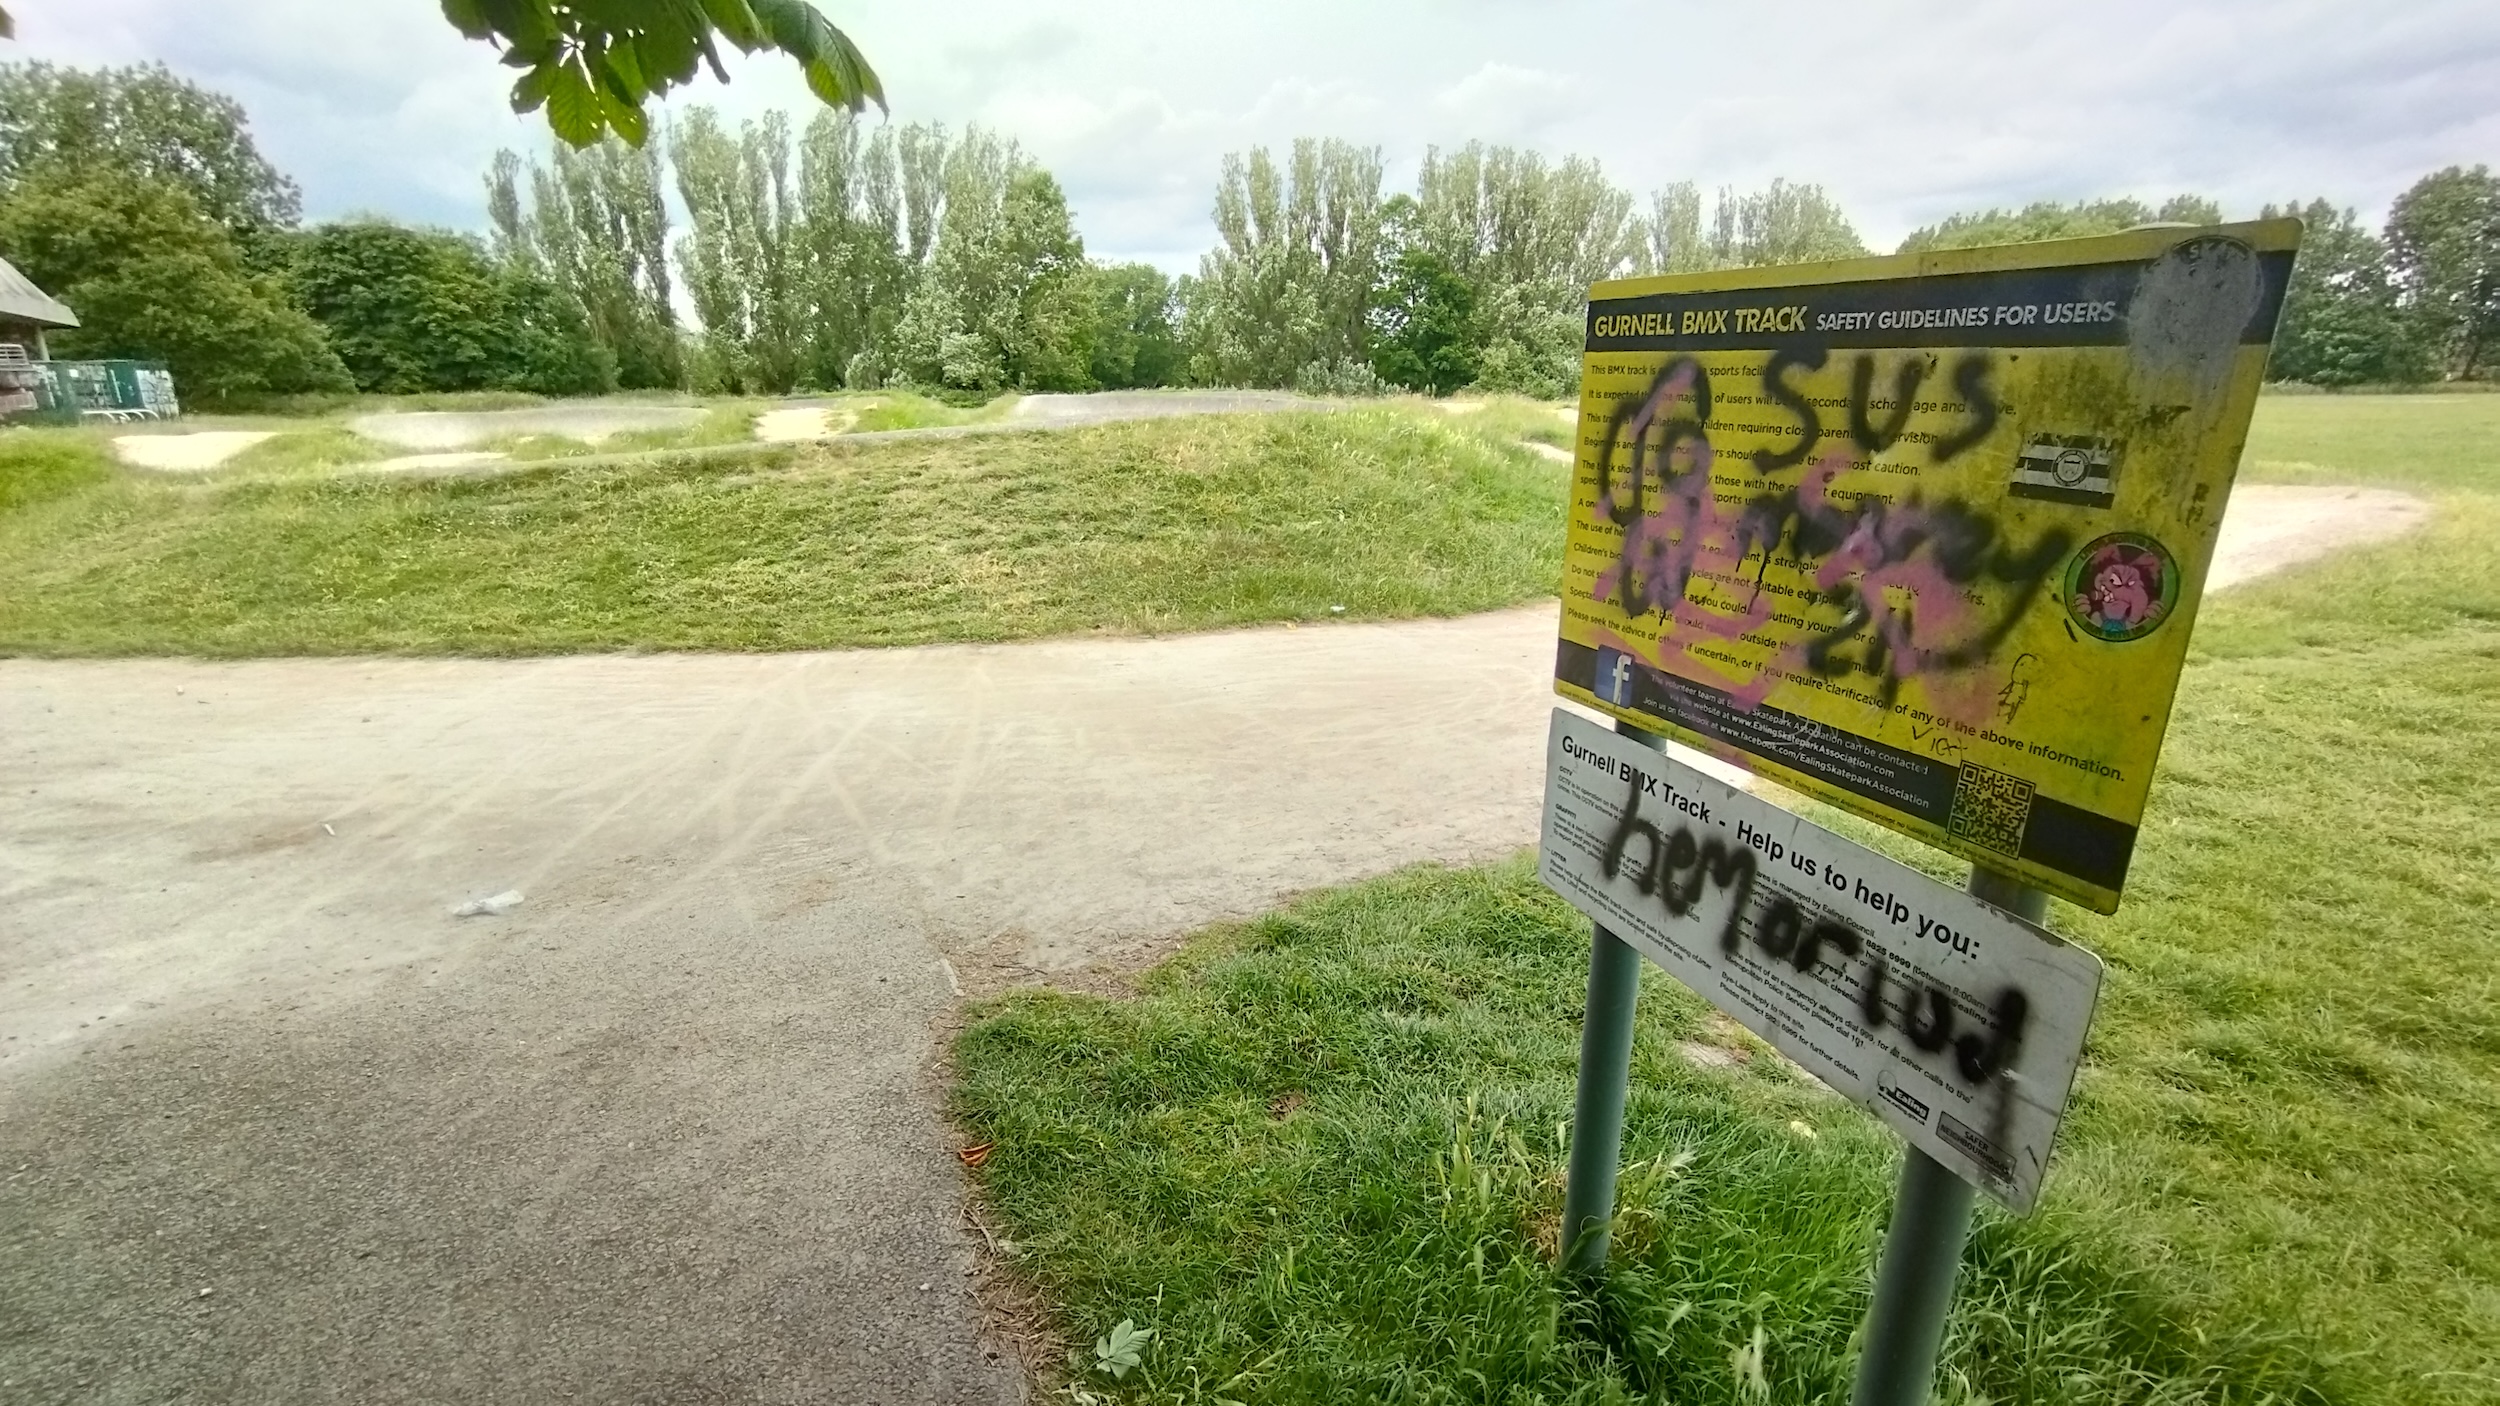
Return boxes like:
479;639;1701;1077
954;502;2500;1403
0;409;1565;655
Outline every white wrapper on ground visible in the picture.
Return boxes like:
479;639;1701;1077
449;889;524;918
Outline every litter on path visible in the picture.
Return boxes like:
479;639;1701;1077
449;890;524;918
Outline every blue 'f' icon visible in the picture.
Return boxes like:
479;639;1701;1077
1595;648;1637;707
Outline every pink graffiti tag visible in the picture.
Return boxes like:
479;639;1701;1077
1588;357;2072;723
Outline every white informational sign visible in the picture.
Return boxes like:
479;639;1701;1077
1538;709;2103;1212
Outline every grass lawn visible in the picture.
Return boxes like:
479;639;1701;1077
951;396;2500;1405
483;400;766;462
0;408;1566;655
842;387;1018;432
1424;394;1579;451
2243;390;2500;491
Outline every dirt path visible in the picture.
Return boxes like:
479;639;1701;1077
1007;390;1325;424
98;393;1330;487
753;406;857;442
2206;484;2425;589
759;390;1334;449
349;404;706;450
112;430;276;471
0;483;2424;1404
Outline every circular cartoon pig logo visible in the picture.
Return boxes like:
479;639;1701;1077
2065;534;2179;642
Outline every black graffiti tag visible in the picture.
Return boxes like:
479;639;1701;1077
1590;351;2069;709
1599;771;2034;1095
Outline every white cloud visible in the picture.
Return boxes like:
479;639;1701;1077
1429;63;1574;147
8;0;2496;264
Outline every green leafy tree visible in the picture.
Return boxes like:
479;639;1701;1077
1183;139;1383;387
1081;262;1180;390
1639;178;1868;271
286;219;608;395
1410;143;1635;398
1896;195;2220;254
485;149;532;266
891;131;1090;393
441;0;881;149
2258;199;2424;387
2385;165;2500;379
999;170;1095;391
671;106;804;392
793;109;914;388
0;168;348;401
492;136;682;387
1369;244;1478;395
1412;143;1635;297
490;265;615;395
1639;182;1709;274
487;109;960;395
289;221;502;392
0;61;301;234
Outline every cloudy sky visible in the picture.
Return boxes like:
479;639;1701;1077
14;0;2499;269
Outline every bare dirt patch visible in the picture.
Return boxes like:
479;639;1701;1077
350;404;705;450
112;430;276;471
753;406;857;442
2208;484;2427;590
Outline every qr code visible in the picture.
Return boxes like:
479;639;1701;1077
1948;763;2034;856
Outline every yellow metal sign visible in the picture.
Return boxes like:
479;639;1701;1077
1555;221;2301;913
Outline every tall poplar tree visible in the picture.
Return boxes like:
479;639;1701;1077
1183;139;1384;387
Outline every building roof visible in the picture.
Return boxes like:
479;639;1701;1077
0;253;78;329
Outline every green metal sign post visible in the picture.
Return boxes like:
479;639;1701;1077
1845;870;2046;1406
1560;920;1642;1275
1560;721;1662;1277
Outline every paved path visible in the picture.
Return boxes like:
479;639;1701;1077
0;484;2425;1404
0;611;1573;1406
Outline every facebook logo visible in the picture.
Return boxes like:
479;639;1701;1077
1594;648;1639;707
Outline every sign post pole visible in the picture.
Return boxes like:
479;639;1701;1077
1848;868;2048;1406
1560;921;1640;1275
1560;721;1664;1276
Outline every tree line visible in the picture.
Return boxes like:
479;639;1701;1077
482;108;1179;397
0;60;2490;407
